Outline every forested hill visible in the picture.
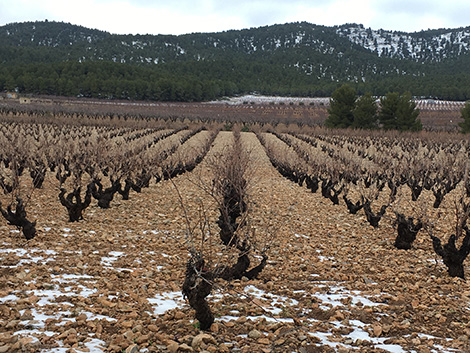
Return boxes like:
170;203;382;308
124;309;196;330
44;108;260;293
1;20;470;101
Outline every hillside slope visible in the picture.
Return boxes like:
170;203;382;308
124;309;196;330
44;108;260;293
1;21;469;101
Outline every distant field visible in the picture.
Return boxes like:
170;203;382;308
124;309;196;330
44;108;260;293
0;95;466;131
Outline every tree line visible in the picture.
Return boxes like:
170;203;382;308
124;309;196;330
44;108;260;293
2;59;470;103
0;61;237;102
326;85;470;133
325;84;422;131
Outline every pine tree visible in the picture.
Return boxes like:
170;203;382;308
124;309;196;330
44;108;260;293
458;102;470;133
378;92;422;131
396;92;422;131
352;92;378;129
325;84;356;128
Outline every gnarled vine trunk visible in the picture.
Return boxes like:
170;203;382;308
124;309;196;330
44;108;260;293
363;200;388;228
394;213;422;250
59;184;93;222
91;178;121;208
183;131;268;330
182;254;215;331
0;198;36;240
431;230;470;279
343;195;364;215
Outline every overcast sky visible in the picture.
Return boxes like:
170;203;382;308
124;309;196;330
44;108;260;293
1;0;469;35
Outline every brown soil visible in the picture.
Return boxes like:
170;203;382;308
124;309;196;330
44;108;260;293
1;131;470;353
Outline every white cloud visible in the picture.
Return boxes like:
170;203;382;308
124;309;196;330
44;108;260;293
369;0;470;31
0;0;468;35
283;0;375;28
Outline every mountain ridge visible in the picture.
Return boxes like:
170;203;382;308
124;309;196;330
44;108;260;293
2;20;470;62
0;20;469;101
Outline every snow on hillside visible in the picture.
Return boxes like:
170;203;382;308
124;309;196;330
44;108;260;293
337;25;470;61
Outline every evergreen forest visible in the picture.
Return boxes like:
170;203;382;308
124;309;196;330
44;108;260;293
1;21;470;101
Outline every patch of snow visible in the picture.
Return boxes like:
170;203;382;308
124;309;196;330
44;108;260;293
337;25;470;61
317;255;335;263
108;251;125;257
244;285;299;316
209;95;330;106
0;294;20;303
40;338;107;353
101;251;125;267
0;248;28;256
219;315;294;323
312;319;408;353
294;233;309;238
313;285;381;310
148;291;184;315
0;248;57;266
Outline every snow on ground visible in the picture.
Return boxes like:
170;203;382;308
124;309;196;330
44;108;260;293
209;95;330;105
208;94;466;110
148;291;183;316
0;237;122;352
0;229;462;353
145;281;457;353
43;339;107;353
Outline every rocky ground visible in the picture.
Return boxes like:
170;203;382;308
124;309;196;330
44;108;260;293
1;131;470;353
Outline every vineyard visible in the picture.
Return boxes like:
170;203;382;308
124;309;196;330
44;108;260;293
0;95;465;132
1;109;470;353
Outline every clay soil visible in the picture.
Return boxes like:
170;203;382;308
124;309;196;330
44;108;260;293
1;131;470;353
